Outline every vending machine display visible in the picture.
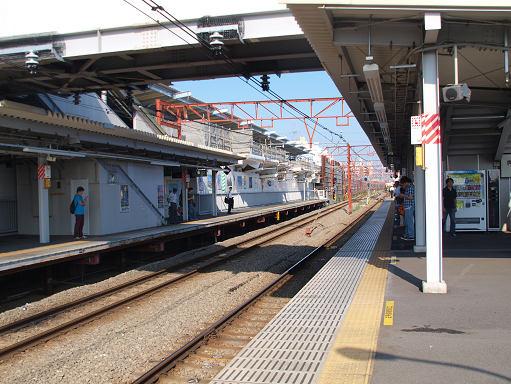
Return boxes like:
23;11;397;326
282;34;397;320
445;170;486;231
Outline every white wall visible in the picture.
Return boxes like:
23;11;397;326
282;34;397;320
98;162;164;235
16;160;99;235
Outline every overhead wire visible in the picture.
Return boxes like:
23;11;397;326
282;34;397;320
132;0;374;162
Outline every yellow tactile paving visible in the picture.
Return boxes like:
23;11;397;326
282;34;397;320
317;207;394;384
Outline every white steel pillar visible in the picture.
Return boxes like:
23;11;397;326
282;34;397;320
38;157;50;243
414;162;426;252
422;49;447;293
212;170;218;217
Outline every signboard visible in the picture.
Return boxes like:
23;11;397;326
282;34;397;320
120;185;129;212
411;115;422;144
157;185;164;208
37;165;51;179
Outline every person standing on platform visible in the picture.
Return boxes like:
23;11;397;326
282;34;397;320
442;177;457;238
187;187;196;221
398;176;415;241
227;186;234;214
393;180;404;228
73;186;88;239
167;188;179;224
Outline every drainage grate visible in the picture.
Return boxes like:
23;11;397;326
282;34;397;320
210;202;391;384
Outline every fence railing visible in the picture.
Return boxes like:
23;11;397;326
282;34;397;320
0;200;17;233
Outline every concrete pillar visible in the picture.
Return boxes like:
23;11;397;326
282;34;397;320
212;170;218;217
38;157;50;243
414;162;426;252
422;49;447;293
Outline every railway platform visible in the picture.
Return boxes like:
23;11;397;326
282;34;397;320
209;199;511;384
0;199;327;277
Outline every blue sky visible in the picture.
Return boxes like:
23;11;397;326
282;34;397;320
0;0;376;160
174;72;373;148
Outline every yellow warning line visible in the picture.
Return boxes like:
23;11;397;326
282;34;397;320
1;201;323;258
317;207;393;384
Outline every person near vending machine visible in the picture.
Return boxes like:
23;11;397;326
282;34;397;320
398;176;415;241
442;177;457;238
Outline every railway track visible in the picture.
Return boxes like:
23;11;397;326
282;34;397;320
0;194;382;363
131;198;383;384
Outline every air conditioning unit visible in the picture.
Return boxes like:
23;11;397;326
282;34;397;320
442;83;471;102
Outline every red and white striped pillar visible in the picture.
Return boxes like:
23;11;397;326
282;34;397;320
422;50;447;293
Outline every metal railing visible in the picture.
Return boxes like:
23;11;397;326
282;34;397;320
0;200;17;233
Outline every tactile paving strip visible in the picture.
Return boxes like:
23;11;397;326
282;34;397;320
210;201;392;384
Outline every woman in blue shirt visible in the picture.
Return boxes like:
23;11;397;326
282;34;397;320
73;186;88;239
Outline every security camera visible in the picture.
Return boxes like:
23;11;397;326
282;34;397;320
442;83;471;102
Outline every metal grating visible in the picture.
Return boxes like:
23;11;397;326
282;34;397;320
210;201;391;384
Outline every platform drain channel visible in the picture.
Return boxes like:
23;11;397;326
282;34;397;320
210;201;391;384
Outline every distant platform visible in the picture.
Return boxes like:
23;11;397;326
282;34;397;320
0;199;327;276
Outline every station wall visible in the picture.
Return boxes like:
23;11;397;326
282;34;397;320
98;161;164;235
15;160;165;237
0;164;16;200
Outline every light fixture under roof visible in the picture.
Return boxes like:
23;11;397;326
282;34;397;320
363;63;384;103
373;102;387;124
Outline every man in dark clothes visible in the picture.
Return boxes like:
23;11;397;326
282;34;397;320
442;177;457;238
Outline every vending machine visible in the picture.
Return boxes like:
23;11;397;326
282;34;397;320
486;169;500;231
445;170;486;231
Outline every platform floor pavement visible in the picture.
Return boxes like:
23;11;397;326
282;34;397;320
0;199;326;256
371;218;511;383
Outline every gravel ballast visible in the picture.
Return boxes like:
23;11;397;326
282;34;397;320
0;195;383;384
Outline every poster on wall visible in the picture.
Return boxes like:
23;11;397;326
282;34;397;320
157;185;164;208
249;177;253;189
243;176;247;189
237;176;243;189
198;173;214;194
120;185;129;212
217;172;227;193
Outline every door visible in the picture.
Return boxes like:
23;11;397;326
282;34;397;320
70;179;89;235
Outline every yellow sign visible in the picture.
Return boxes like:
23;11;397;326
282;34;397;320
415;146;423;167
44;178;51;189
384;301;394;325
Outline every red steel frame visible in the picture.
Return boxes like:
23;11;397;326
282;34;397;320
320;144;387;214
156;98;353;147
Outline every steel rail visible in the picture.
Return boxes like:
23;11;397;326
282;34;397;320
131;198;383;384
0;201;336;335
0;196;377;359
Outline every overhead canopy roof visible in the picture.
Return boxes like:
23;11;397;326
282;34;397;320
281;1;511;166
0;11;320;97
0;99;243;167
